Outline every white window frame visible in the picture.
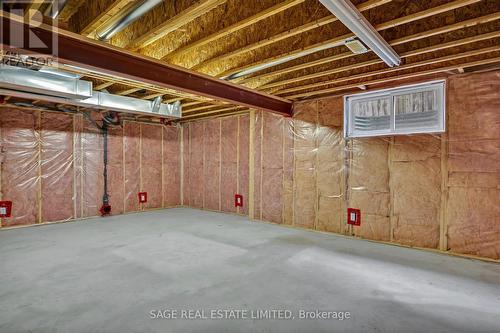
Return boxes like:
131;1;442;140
344;80;446;138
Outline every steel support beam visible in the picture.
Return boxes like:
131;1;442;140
0;12;292;116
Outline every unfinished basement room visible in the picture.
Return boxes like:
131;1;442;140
0;0;499;332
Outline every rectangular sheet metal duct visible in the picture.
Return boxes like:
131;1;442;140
0;65;181;118
0;88;182;118
0;64;92;99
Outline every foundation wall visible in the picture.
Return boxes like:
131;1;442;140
1;71;498;260
182;71;499;260
182;115;250;215
0;110;182;227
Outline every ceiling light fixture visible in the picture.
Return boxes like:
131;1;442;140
319;0;400;67
344;38;368;54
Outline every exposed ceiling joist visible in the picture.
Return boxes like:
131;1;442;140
57;0;86;22
115;87;142;96
162;0;306;61
23;0;48;20
179;110;249;123
79;0;135;37
264;30;500;91
287;56;500;99
95;81;115;90
221;0;482;80
278;46;500;96
240;11;500;85
0;12;293;115
191;0;392;70
127;0;227;51
390;11;500;46
180;105;247;120
141;92;164;100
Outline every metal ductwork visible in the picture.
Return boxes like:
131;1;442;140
0;65;182;118
80;91;182;117
96;0;164;41
0;64;92;99
45;0;69;19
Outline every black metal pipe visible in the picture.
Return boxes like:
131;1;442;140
102;123;109;207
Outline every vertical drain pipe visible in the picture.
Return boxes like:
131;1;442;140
99;112;120;216
100;122;111;216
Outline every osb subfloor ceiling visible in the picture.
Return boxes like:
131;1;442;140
13;0;500;120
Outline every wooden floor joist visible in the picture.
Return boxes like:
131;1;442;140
79;0;135;37
278;46;499;96
191;0;392;71
242;12;500;85
222;0;488;80
57;0;86;22
23;0;47;20
141;93;164;100
94;81;116;90
127;0;227;51
183;104;231;114
115;87;142;96
180;106;248;120
390;11;500;46
180;110;250;122
267;30;500;92
285;56;500;99
161;0;306;61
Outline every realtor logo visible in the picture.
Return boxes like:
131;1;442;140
1;0;59;67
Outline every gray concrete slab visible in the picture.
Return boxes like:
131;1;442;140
0;208;499;333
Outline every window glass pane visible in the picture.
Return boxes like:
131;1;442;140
351;96;391;133
345;81;445;138
394;89;439;130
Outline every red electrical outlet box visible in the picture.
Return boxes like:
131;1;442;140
0;201;13;218
139;192;148;203
235;194;243;207
100;204;112;216
347;208;361;226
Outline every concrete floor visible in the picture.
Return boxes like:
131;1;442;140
1;209;499;333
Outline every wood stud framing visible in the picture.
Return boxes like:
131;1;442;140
2;0;499;120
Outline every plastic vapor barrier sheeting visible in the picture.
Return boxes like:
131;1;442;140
182;71;499;260
0;110;181;227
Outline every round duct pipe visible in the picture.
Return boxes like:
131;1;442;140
96;0;164;41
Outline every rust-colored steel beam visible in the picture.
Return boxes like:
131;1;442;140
0;12;292;116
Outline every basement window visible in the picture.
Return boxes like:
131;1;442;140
344;81;445;138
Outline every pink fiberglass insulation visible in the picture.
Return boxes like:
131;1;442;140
261;111;285;224
124;121;140;212
107;126;124;214
253;112;262;219
141;124;162;210
182;124;190;206
391;135;441;249
238;115;250;216
189;122;204;208
163;125;181;207
293;101;317;229
349;138;391;242
73;115;83;219
41;112;74;222
446;71;500;259
220;116;238;213
203;119;221;211
81;114;104;218
0;108;39;227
